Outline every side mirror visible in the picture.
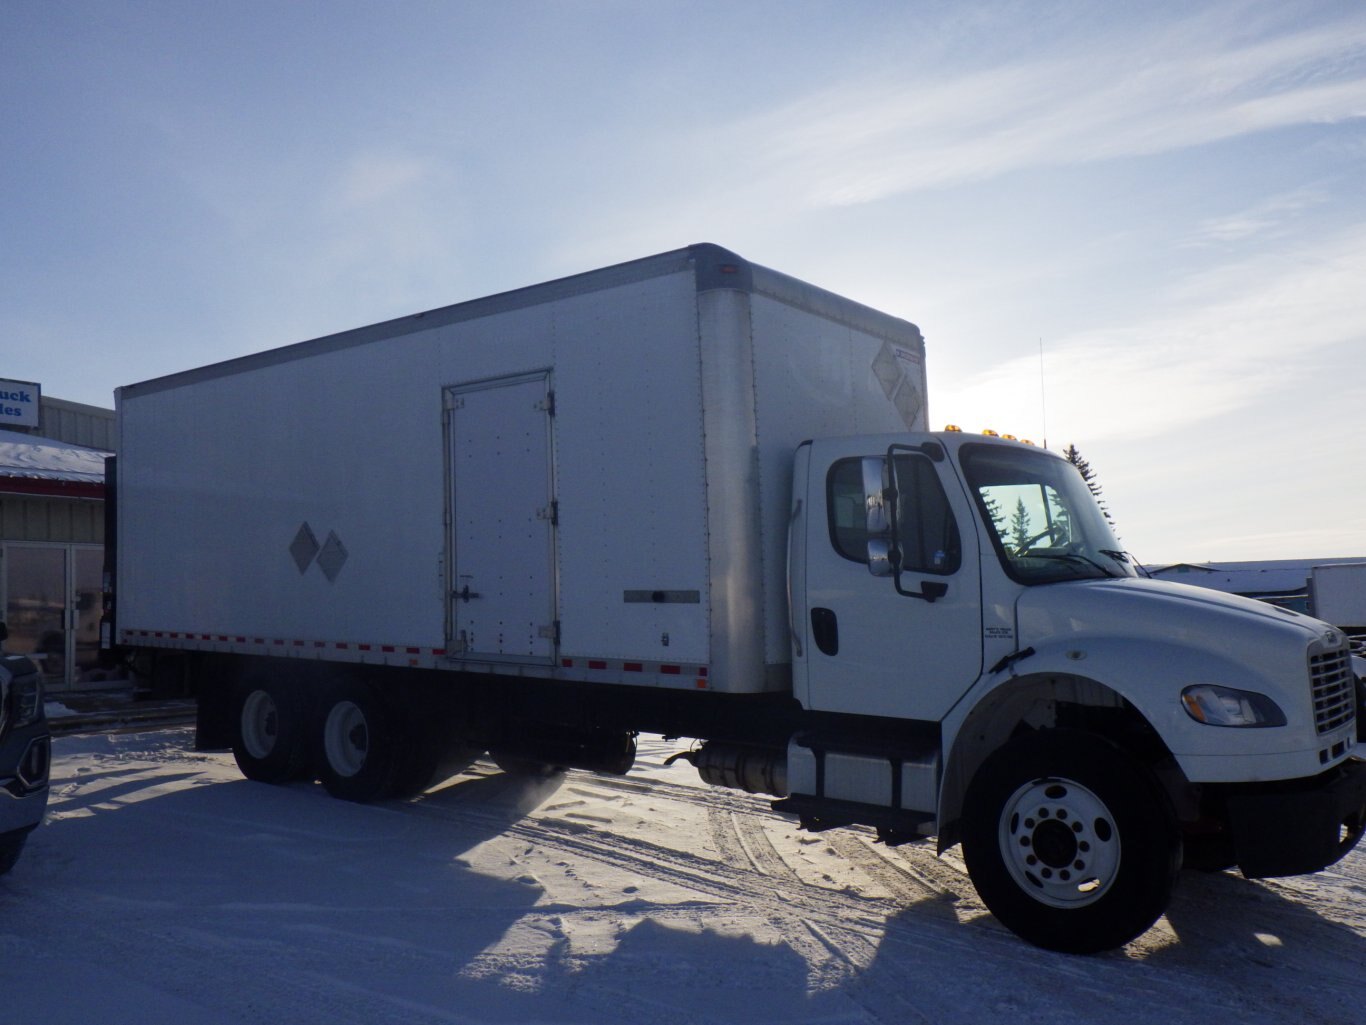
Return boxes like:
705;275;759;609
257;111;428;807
863;458;891;578
867;539;893;577
861;457;888;535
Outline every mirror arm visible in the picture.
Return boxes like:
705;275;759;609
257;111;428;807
892;573;949;603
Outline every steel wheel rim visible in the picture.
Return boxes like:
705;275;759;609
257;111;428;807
999;776;1121;909
240;690;278;760
323;700;369;778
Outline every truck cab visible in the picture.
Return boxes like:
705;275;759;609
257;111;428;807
785;430;1366;951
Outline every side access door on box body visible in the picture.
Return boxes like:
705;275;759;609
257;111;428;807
445;372;558;661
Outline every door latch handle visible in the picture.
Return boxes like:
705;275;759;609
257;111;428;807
454;585;481;602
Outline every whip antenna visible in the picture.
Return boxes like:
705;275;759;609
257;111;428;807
1038;337;1048;449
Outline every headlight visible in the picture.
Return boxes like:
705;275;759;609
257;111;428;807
12;670;43;728
1181;685;1286;728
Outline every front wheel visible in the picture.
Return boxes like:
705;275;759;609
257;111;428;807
961;730;1181;953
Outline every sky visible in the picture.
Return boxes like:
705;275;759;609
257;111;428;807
2;0;1364;564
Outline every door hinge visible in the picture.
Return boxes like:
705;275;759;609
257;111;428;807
535;390;556;416
537;500;559;526
538;620;561;645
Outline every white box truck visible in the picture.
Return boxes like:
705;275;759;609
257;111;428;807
104;244;1365;953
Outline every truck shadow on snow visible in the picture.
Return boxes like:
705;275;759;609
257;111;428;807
1153;857;1366;973
400;766;1366;1021
25;750;1366;1024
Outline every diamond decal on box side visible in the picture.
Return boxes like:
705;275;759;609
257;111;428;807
317;530;349;583
290;522;320;574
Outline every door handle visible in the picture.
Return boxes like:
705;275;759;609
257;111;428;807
810;607;839;656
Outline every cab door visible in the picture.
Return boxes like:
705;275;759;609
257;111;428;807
800;437;983;722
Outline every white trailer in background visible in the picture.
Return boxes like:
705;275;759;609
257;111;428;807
1311;563;1366;635
105;244;1366;953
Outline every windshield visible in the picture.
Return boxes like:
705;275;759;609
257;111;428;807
959;442;1136;584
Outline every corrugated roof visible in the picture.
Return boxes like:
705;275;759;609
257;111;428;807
1149;558;1366;597
0;431;109;489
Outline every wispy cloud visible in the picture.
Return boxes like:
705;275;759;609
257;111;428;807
940;219;1366;443
712;9;1366;210
323;151;432;212
1183;188;1327;245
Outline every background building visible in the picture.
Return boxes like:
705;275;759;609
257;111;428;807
0;391;117;692
1149;558;1366;630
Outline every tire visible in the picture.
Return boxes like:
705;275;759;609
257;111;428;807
0;829;28;876
231;680;309;784
316;681;401;803
961;729;1181;953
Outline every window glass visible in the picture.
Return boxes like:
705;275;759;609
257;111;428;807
827;458;870;561
2;545;65;686
890;454;961;575
961;443;1135;584
827;456;961;574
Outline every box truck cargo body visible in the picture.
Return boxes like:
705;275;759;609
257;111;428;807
107;244;1366;954
116;247;924;694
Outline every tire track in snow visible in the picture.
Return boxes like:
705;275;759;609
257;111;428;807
706;805;800;882
486;761;979;901
404;780;997;954
824;830;974;917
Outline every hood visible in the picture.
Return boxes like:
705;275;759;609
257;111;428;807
1015;576;1343;662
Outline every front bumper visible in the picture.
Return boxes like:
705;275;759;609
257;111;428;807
1224;757;1366;878
0;726;50;835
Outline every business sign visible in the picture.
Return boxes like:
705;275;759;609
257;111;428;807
0;379;41;428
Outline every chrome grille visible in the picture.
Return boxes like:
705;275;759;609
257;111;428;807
1309;647;1355;735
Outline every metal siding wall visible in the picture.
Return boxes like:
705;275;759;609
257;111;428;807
37;400;117;451
0;496;104;543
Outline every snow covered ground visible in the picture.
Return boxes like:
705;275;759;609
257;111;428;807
3;728;1364;1025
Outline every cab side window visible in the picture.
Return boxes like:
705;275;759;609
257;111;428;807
826;456;961;574
891;454;961;575
827;458;870;561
